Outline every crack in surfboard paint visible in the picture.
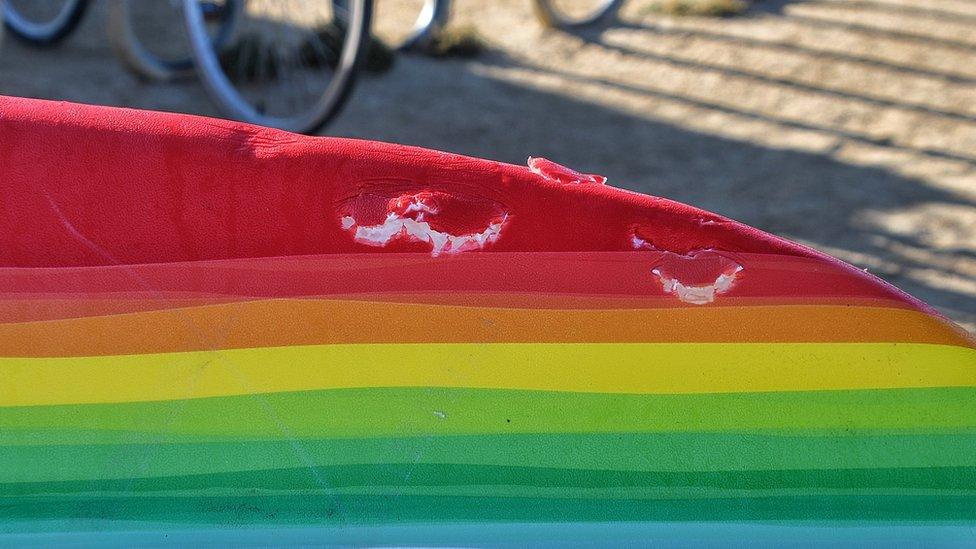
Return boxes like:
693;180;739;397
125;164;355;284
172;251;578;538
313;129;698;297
40;193;327;509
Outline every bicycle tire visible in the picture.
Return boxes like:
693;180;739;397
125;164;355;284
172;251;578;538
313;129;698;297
183;0;373;134
3;0;88;47
353;0;449;52
108;0;240;82
531;0;624;29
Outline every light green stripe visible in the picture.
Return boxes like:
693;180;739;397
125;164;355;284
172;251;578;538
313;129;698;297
2;387;974;446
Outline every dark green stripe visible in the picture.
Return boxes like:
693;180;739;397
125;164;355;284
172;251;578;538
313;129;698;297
4;464;974;496
1;494;973;525
3;432;975;484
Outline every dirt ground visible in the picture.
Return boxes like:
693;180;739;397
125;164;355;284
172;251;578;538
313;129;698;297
1;0;974;333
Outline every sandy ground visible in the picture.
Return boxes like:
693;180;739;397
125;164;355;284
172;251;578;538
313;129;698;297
1;0;973;333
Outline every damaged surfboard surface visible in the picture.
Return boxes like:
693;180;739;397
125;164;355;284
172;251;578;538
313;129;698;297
0;96;973;545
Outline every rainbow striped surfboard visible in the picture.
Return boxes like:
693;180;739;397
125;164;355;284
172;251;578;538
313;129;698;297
0;97;973;545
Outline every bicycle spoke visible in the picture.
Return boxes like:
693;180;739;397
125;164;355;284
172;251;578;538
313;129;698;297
184;0;369;133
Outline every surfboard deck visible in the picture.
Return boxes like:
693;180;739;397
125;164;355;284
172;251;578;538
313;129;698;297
0;96;973;544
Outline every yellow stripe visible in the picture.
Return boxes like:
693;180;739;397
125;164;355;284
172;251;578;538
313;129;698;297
2;343;974;407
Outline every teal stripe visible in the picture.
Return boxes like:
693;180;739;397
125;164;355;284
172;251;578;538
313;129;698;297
4;521;976;546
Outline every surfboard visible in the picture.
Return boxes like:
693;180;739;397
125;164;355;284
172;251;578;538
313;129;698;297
0;96;973;545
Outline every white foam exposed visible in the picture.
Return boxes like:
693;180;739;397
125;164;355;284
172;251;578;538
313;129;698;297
631;233;652;250
342;213;507;257
631;230;743;304
652;265;743;305
401;201;439;218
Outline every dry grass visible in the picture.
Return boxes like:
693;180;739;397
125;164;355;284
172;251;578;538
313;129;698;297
643;0;751;17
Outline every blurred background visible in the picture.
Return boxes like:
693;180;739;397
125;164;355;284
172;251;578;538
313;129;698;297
0;0;973;332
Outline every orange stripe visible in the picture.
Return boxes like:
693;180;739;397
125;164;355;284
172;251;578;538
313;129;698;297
0;299;967;356
0;293;919;323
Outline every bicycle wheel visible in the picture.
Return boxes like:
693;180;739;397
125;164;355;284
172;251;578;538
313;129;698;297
532;0;624;29
364;0;449;51
183;0;373;135
108;0;241;82
3;0;88;47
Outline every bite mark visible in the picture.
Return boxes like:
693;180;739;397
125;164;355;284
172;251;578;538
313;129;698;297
631;229;743;304
652;264;743;305
341;193;507;256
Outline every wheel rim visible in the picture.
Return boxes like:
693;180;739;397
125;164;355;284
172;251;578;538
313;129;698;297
113;0;240;79
4;0;83;39
368;0;444;50
184;0;369;134
539;0;620;26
